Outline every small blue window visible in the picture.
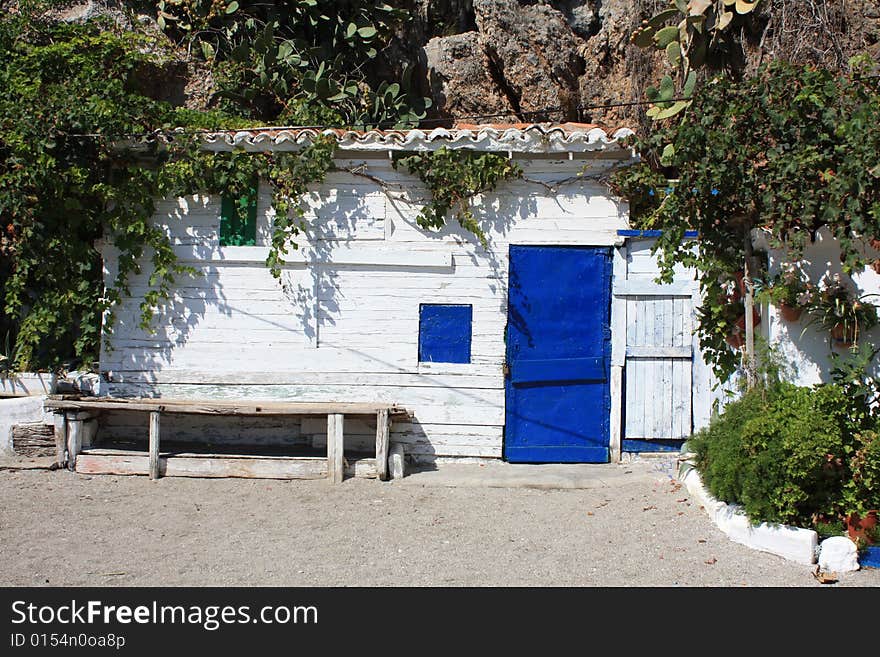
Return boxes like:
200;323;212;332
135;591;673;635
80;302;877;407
419;304;472;363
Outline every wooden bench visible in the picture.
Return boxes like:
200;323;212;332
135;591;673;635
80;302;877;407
43;396;410;483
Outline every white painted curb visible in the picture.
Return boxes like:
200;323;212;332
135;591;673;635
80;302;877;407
0;373;56;397
0;395;51;456
680;467;818;565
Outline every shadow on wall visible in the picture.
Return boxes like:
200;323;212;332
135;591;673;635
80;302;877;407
98;409;309;448
102;188;368;385
303;414;495;465
100;160;595;456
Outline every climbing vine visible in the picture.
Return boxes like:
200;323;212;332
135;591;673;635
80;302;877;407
0;14;204;371
392;148;523;246
0;2;392;372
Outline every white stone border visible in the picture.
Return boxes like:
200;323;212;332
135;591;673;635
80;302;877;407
679;465;818;565
0;372;56;397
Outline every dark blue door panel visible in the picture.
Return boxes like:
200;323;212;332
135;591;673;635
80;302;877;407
503;246;611;463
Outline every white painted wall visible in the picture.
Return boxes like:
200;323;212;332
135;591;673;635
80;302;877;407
100;152;632;460
0;373;57;397
759;228;880;386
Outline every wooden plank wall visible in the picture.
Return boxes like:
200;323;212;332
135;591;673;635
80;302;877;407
621;240;697;441
99;153;630;460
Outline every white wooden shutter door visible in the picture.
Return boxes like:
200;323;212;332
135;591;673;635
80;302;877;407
615;239;696;442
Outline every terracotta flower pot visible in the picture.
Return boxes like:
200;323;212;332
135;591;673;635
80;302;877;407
778;303;803;322
845;510;879;545
734;308;761;331
725;331;745;349
831;322;857;348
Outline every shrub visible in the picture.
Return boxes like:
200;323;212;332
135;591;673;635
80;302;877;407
844;430;880;515
690;382;867;527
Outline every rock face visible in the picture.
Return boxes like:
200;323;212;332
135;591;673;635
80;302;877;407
418;0;880;128
473;0;586;121
12;0;879;128
424;31;518;122
425;0;623;124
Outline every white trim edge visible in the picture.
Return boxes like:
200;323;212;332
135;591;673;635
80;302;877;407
680;467;818;565
170;244;453;268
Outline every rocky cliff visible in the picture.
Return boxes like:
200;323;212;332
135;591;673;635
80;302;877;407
412;0;880;129
21;0;880;130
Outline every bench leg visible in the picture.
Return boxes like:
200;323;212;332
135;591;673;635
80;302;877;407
149;411;161;480
327;413;344;484
62;412;99;472
53;413;67;468
376;409;390;481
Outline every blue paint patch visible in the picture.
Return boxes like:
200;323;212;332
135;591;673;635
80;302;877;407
418;304;472;363
622;439;686;453
860;546;880;569
504;246;611;463
617;229;699;238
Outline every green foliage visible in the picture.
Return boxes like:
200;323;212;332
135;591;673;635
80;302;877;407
0;9;339;371
801;274;879;346
694;285;746;377
611;60;880;381
0;1;435;372
605;161;670;225
814;517;846;541
843;430;880;516
392;148;523;246
828;343;880;431
262;137;336;277
0;14;201;370
691;381;876;527
359;67;433;130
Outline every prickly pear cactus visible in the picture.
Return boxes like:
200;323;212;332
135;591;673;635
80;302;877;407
632;0;761;119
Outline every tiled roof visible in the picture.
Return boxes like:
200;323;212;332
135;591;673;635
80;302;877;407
198;122;635;154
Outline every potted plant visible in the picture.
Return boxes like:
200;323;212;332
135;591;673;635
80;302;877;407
754;265;813;322
804;274;879;348
715;297;759;350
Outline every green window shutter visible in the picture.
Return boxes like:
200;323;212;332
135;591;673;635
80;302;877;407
219;182;258;246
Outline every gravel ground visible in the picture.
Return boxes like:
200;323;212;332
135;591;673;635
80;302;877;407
1;462;878;587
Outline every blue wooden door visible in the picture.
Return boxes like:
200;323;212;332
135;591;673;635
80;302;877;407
504;245;611;463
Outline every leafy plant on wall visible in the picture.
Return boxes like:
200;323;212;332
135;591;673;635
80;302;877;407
392;149;523;247
611;58;880;381
0;1;429;372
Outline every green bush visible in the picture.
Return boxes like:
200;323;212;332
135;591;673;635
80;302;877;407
844;430;880;515
690;382;876;527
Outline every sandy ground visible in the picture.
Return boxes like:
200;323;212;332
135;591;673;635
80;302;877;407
1;460;878;587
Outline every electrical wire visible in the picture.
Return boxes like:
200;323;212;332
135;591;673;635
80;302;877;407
56;95;698;141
